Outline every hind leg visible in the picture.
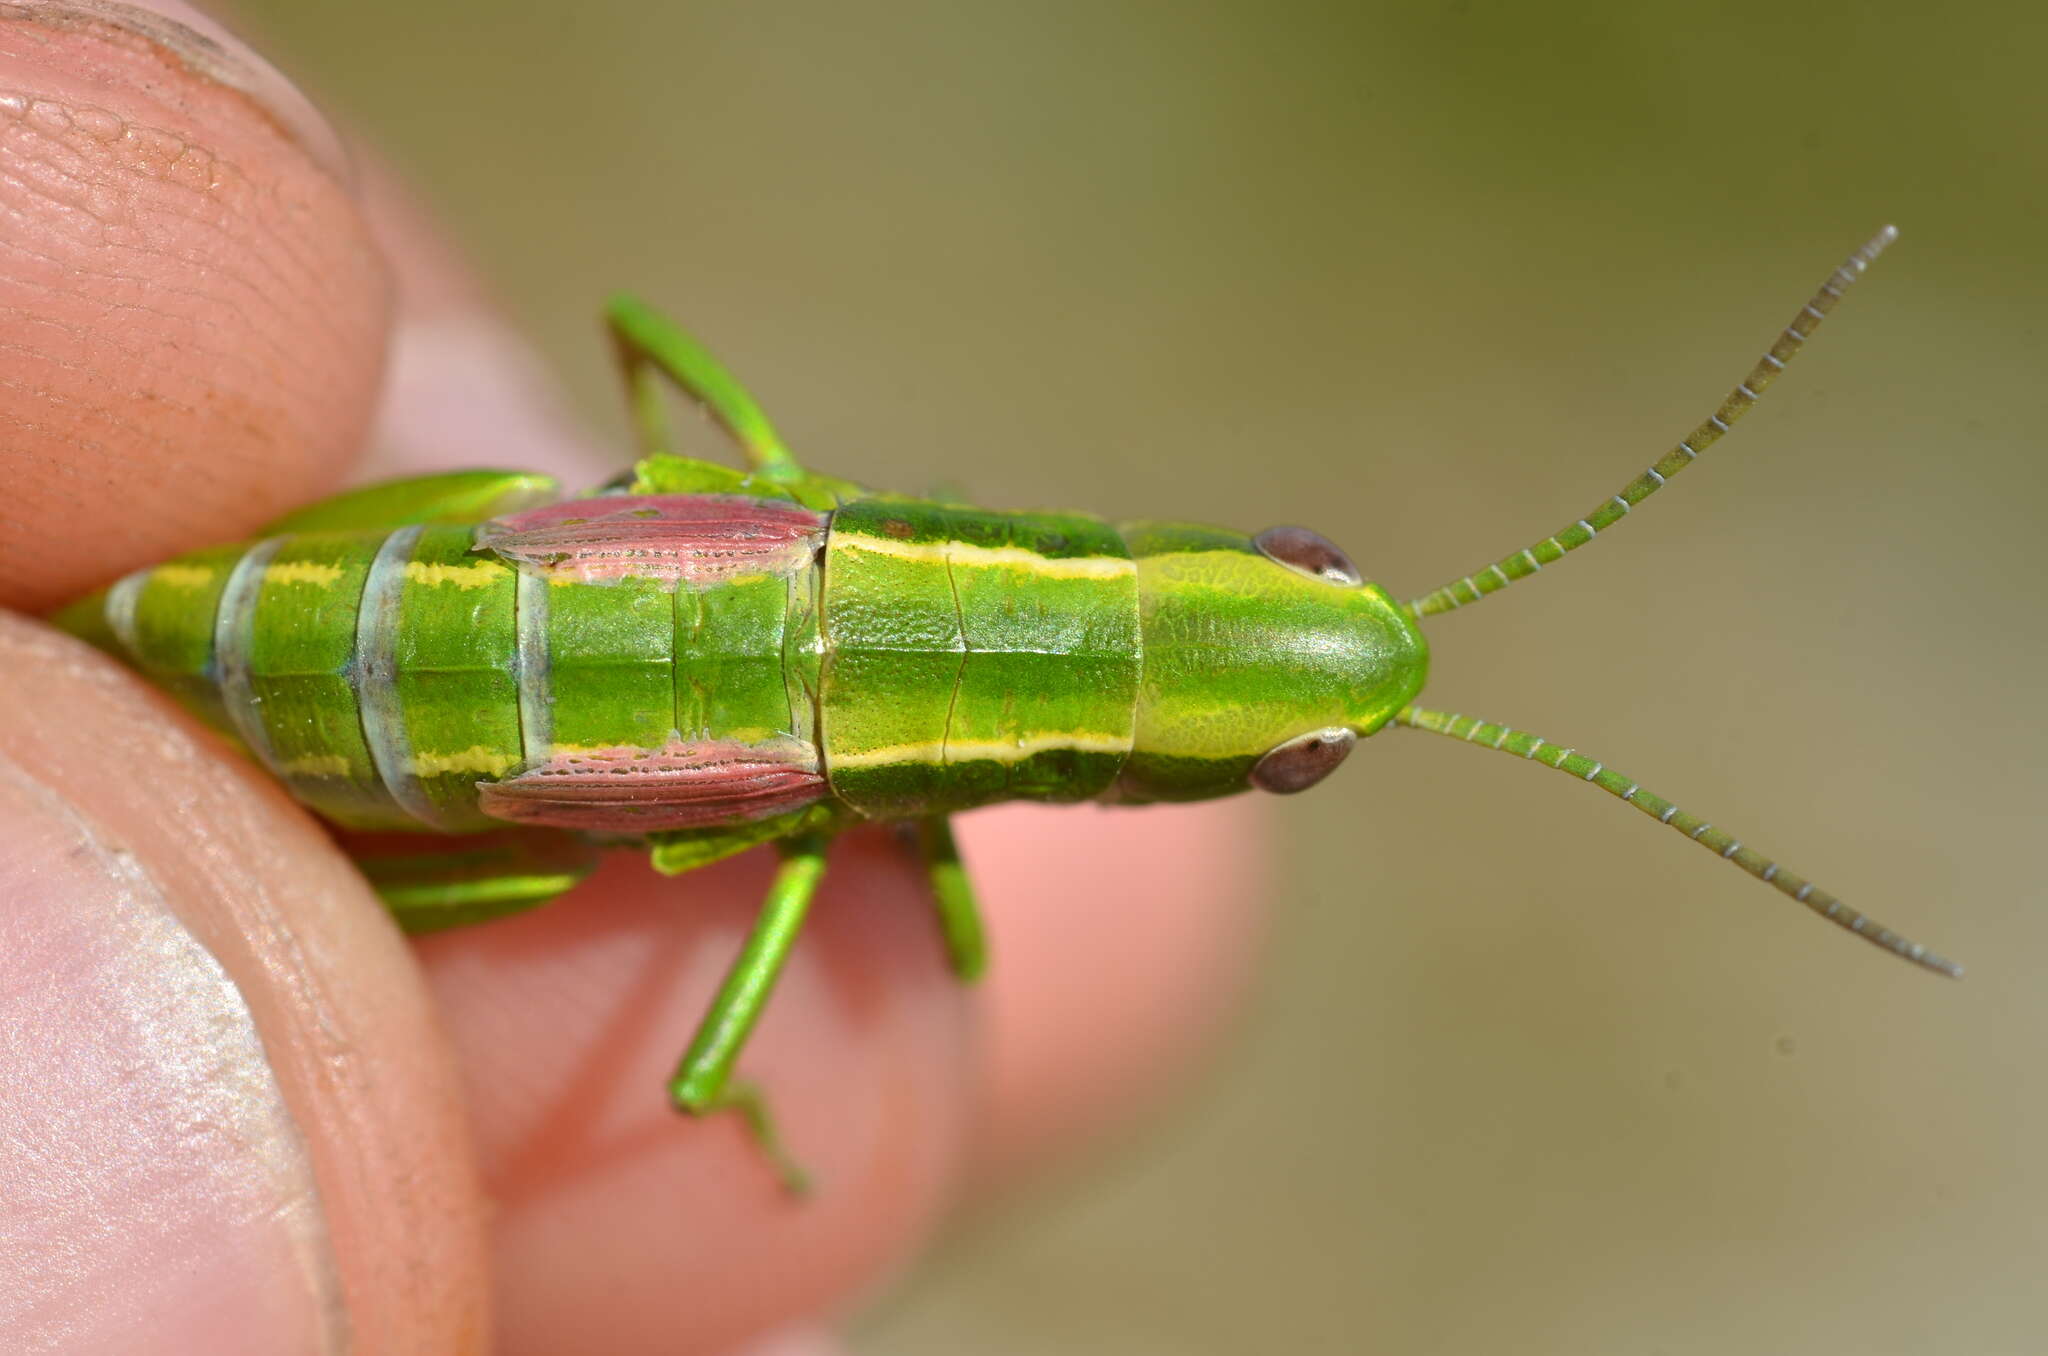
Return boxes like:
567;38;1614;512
260;469;559;533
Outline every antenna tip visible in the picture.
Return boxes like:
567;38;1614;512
1860;225;1901;261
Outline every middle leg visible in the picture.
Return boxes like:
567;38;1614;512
668;833;830;1193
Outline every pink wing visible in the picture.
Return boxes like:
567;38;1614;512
475;494;826;586
478;738;826;833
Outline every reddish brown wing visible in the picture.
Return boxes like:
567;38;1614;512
475;493;826;587
478;738;825;833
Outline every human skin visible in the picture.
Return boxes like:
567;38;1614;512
0;4;1268;1353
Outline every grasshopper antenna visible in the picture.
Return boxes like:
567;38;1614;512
1393;705;1961;977
1407;227;1897;618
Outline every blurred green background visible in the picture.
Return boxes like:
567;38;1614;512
237;2;2044;1350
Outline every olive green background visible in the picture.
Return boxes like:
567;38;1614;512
237;2;2045;1351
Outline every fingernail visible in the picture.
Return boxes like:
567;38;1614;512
0;760;345;1351
0;0;351;179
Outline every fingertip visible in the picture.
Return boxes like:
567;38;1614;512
0;3;389;611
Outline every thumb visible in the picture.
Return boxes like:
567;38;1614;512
0;616;488;1351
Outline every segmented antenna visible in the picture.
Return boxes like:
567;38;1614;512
1392;704;1961;977
1407;227;1898;618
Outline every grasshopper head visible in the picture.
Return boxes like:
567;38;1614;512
1110;522;1427;803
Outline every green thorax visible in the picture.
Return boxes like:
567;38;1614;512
816;496;1143;818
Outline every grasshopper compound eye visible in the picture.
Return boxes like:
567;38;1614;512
1251;727;1357;794
1254;525;1363;586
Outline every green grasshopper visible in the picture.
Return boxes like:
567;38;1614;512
52;225;1956;1191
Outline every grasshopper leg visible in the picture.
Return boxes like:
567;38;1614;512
668;833;828;1194
916;815;988;982
348;829;599;933
259;469;559;534
605;294;806;482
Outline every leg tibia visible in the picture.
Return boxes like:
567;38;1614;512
666;833;829;1193
918;815;988;981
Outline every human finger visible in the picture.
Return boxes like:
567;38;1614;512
0;0;387;613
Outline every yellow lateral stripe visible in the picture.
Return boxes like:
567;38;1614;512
263;560;345;586
279;754;354;778
833;732;1131;770
151;563;214;589
833;531;1136;579
409;745;522;777
404;559;509;589
535;733;816;759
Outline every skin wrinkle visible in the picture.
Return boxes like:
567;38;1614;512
0;98;355;394
0;755;345;1353
0;1;351;182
